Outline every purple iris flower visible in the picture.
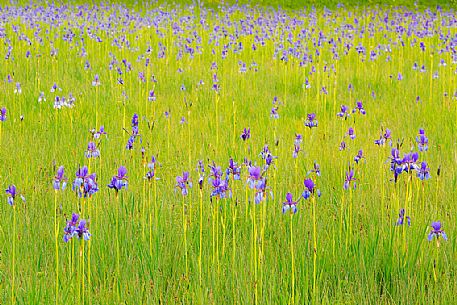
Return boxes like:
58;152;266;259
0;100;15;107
302;178;321;199
347;127;356;140
63;213;91;242
344;169;357;190
294;134;303;145
0;107;6;121
293;144;301;158
72;166;98;198
352;101;366;115
354;150;364;164
227;158;241;180
92;74;101;86
85;142;100;158
254;178;271;204
282;192;298;214
270;106;279;119
93;126;107;139
126;136;135;150
396;209;411;226
400;152;419;173
307;162;321;177
375;128;392;146
196;160;205;189
304;113;318;128
428;221;447;241
63;213;79;242
210;177;231;199
132;113;139;127
336;105;350;119
417;161;431;180
145;156;157;181
416;129;428;151
339;141;347;151
6;185;16;206
240;128;251;141
176;172;192;196
108;166;128;192
247;166;262;189
148;90;156;102
53;166;68;190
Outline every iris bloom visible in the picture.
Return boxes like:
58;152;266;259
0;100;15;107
336;105;350;119
428;221;447;241
352;101;366;115
302;178;321;199
282;192;298;214
85;142;100;158
344;169;357;190
63;213;91;242
176;172;192;196
304;113;318;128
53;166;68;190
240;128;250;141
396;209;411;226
0;107;6;121
416;129;428;151
354;150;364;164
108;166;128;192
72;166;98;198
417;161;431;180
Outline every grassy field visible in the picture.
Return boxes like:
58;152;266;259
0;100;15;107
0;1;456;304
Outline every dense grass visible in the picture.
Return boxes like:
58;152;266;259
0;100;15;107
0;1;456;304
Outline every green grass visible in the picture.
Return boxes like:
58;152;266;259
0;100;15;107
0;1;456;304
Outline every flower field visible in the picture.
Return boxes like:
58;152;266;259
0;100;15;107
0;1;456;304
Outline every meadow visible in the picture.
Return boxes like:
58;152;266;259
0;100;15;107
0;1;456;304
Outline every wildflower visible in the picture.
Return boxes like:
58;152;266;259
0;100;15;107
270;106;279;119
93;126;107;139
339;141;347;151
336;105;350;119
125;136;135;150
92;74;101;86
227;158;241;180
148;90;156;102
53;166;68;190
396;209;411;226
428;221;447;241
304;113;318;128
352;101;366;115
374;128;391;146
347;127;356;140
176;172;192;196
0;107;6;121
63;213;91;242
108;166;128;193
85;142;100;158
14;82;22;94
343;169;357;190
294;134;303;145
240;127;251;141
354;150;364;164
308;162;321;177
38;92;46;103
6;185;22;206
145;156;157;181
72;166;98;198
302;178;321;199
292;144;301;158
282;192;298;214
416;129;428;151
196;160;205;189
254;178;271;204
247;166;262;189
417;161;431;180
210;177;231;199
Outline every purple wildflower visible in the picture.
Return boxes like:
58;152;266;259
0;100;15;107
428;221;447;241
396;209;411;226
176;172;192;196
85;142;100;158
72;166;98;198
336;105;350;119
302;178;321;200
352;101;366;115
0;107;6;121
241;127;251;141
108;166;128;192
53;166;68;190
282;192;298;214
354;150;364;164
417;161;431;180
304;113;318;128
416;129;428;151
344;169;357;190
